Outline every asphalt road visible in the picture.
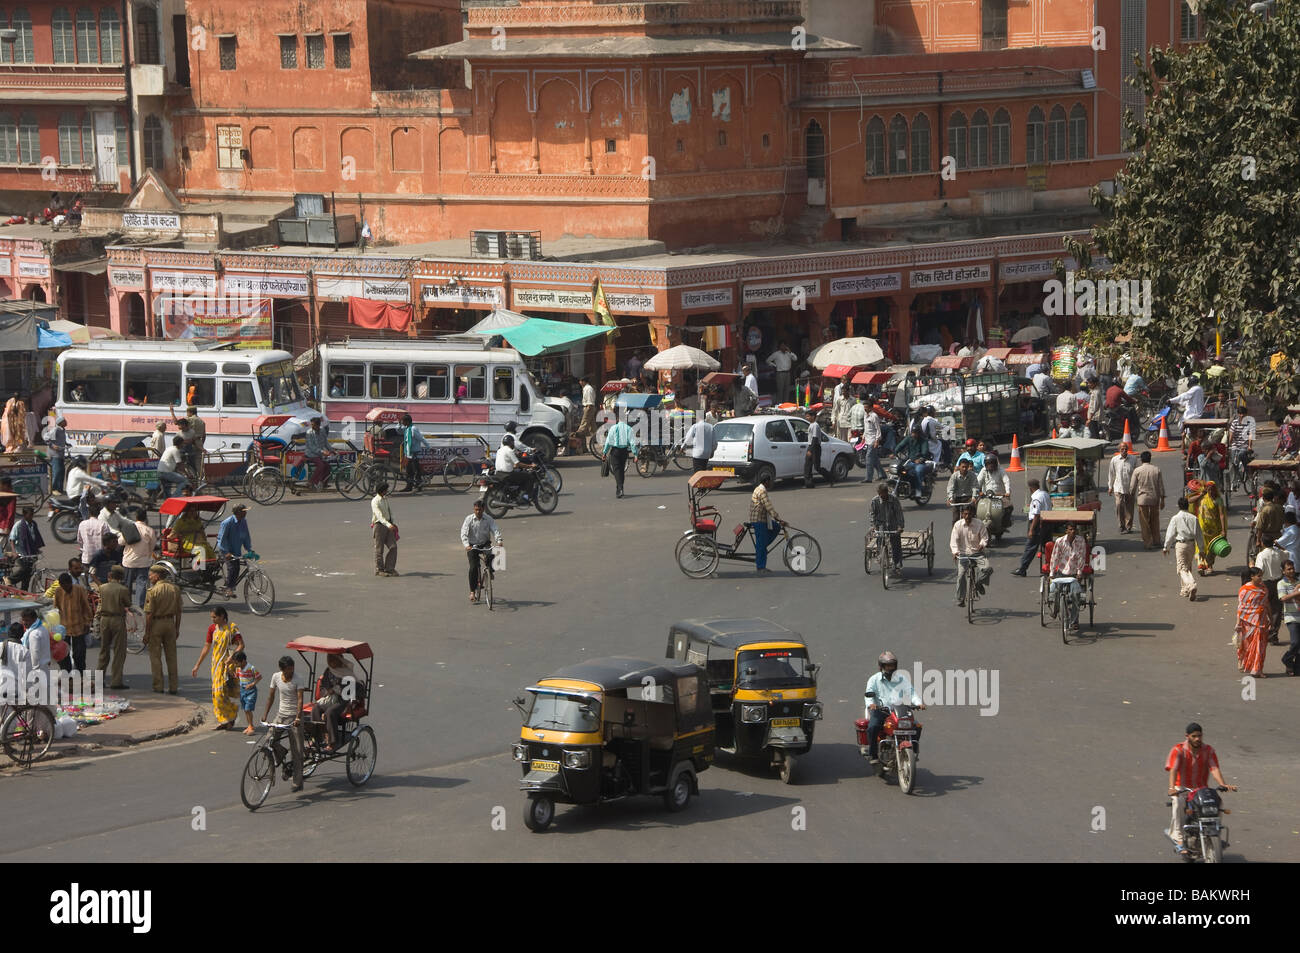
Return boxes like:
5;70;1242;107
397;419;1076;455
3;444;1297;863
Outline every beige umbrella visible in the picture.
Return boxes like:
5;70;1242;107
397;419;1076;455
46;320;123;344
643;344;720;372
1010;325;1050;344
807;336;885;370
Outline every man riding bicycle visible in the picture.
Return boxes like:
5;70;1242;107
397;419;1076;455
946;457;978;522
870;482;905;579
460;498;503;604
1049;521;1089;634
950;504;992;607
215;504;253;597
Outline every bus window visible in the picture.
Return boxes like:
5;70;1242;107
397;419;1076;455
492;367;514;402
63;359;120;404
327;363;365;398
222;380;257;409
412;364;449;401
257;360;301;409
519;381;530;413
370;364;408;400
124;361;182;406
185;362;218;408
453;364;486;401
222;363;251;376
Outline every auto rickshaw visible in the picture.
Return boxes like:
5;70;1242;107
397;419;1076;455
1021;436;1107;511
665;618;822;784
512;656;715;832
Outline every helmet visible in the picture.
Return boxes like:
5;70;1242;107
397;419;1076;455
73;456;88;469
502;434;515;447
504;421;518;433
877;650;898;670
964;438;976;448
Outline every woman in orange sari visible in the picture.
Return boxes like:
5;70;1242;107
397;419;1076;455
1235;566;1269;677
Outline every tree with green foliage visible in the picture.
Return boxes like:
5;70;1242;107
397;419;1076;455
1066;0;1300;406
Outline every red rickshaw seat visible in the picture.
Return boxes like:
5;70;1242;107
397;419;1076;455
694;518;718;534
1040;539;1054;575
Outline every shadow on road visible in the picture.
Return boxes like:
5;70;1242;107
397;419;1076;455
1074;621;1174;642
485;599;557;611
534;788;800;834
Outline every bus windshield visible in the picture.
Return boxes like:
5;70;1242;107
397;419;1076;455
256;360;302;409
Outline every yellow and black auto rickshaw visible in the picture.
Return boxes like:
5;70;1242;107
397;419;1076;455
512;656;715;832
666;618;822;784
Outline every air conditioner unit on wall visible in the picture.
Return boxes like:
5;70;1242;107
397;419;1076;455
506;231;540;260
471;229;507;257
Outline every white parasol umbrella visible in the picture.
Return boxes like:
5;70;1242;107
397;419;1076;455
643;344;720;372
807;336;885;370
1010;325;1050;343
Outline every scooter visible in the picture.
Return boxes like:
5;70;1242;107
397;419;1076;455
856;692;924;795
974;491;1012;540
1144;404;1184;448
1166;786;1231;863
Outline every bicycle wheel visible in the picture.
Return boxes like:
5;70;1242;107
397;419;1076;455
588;434;606;462
50;511;79;545
244;567;276;616
880;538;892;590
1061;595;1072;643
240;746;275;810
635;453;657;478
442;457;476;493
346;725;378;786
334;464;366;501
182;568;215;606
672;448;692;472
2;705;54;766
676;533;719;578
484;558;494;611
29;567;57;595
1087;577;1095;626
542;465;563;494
246;469;284;506
966;571;975;624
1039;578;1049;627
125;606;146;655
782;532;822;575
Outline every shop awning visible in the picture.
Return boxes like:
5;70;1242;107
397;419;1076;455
55;257;108;276
469;315;612;357
0;312;37;351
37;326;73;349
466;308;529;335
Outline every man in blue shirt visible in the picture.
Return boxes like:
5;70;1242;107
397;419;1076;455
862;650;924;764
216;504;253;596
955;438;985;474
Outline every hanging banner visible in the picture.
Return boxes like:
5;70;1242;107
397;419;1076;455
158;296;272;346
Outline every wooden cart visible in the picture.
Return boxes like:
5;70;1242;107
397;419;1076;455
863;520;935;586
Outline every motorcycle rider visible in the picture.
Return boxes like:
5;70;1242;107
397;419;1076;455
1165;722;1237;852
891;430;932;499
495;434;535;503
976;452;1012;533
955;438;984;473
862;651;923;765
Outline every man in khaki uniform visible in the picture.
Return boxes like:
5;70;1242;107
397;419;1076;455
96;565;132;689
1129;450;1166;551
144;564;182;693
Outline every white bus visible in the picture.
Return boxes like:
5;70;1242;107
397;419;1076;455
317;337;569;461
55;341;316;455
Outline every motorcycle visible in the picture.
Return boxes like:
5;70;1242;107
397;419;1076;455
1144;403;1184;448
974;491;1012;540
1167;786;1231;863
478;446;563;495
478;465;559;518
856;691;923;795
890;458;934;506
49;483;147;543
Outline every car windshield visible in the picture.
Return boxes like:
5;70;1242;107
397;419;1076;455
735;648;812;688
713;422;753;442
524;691;601;733
256;360;302;409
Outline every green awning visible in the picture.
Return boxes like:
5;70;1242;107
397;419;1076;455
470;316;612;357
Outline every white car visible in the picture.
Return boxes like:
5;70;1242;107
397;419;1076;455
707;415;856;486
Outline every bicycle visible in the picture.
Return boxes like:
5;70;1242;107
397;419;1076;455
1049;575;1083;643
240;721;301;810
872;528;902;590
471;544;496;610
956;553;984;623
1;703;56;766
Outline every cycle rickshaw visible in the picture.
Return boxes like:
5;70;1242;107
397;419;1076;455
353;407;487;494
0;451;50;510
676;470;822;577
1037;509;1099;643
240;636;377;810
243;415;365;504
0;596;55;766
1021;436;1107;511
863;521;935;587
613;392;690;476
156;495;276;615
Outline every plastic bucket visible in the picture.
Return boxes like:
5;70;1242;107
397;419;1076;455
1209;537;1232;558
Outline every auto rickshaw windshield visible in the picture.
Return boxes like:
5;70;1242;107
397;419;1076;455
524;690;602;733
736;649;812;688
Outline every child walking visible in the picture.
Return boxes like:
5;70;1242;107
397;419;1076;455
233;650;262;734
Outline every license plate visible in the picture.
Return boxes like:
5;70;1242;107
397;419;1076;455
530;760;560;773
893;730;915;737
771;717;801;728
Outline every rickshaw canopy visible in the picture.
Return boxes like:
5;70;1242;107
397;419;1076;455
158;495;230;516
285;636;374;660
1183;418;1230;430
540;656;700;693
822;364;856;379
668;618;808;652
95;432;153;452
852;370;894;385
600;379;638;395
254;414;294;430
364;407;407;424
688;469;731;491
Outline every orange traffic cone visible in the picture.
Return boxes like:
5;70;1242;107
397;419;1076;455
1006;434;1025;472
1051;427;1058;439
1121;418;1134;451
1154;414;1176;452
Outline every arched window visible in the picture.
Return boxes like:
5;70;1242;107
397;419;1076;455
910;113;930;172
0;113;17;165
135;4;159;64
143;115;164;171
1068;103;1088;160
100;8;121;63
969;109;989;168
75;8;98;63
1047;105;1067;161
10;9;34;63
52;8;74;63
888;114;907;174
992;108;1011;165
1026;106;1045;164
865;116;885;176
947;110;968;170
17;112;38;164
59;112;84;165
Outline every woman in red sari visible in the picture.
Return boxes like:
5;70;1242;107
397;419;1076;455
1236;566;1269;677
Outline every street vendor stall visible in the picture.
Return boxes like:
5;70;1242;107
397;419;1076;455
907;370;1024;444
1022;437;1107;511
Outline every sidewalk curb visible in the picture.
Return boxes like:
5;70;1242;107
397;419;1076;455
1;698;206;771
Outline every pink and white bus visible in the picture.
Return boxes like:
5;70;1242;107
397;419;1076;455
55;340;316;456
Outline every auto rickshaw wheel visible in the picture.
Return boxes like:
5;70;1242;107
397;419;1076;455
779;751;798;784
663;770;692;812
523;795;555;832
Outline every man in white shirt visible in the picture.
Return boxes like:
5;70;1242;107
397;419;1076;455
684;418;715;471
742;364;759;400
576;377;598;439
1163;496;1203;601
64;456;111;504
460;498;504;603
1228;405;1256;469
803;412;834;487
156;436;189;498
920;407;942;466
370;483;397;576
1107;445;1135;533
1168;374;1206;421
1255;538;1285;640
118;508;156;606
263;655;308;792
976;453;1012;534
1033;370;1054;398
495;433;535;501
766;343;795;404
1013;478;1053;575
76;504;112;565
1055;383;1077;429
860;404;885;483
950;504;991;606
1049;521;1090;632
